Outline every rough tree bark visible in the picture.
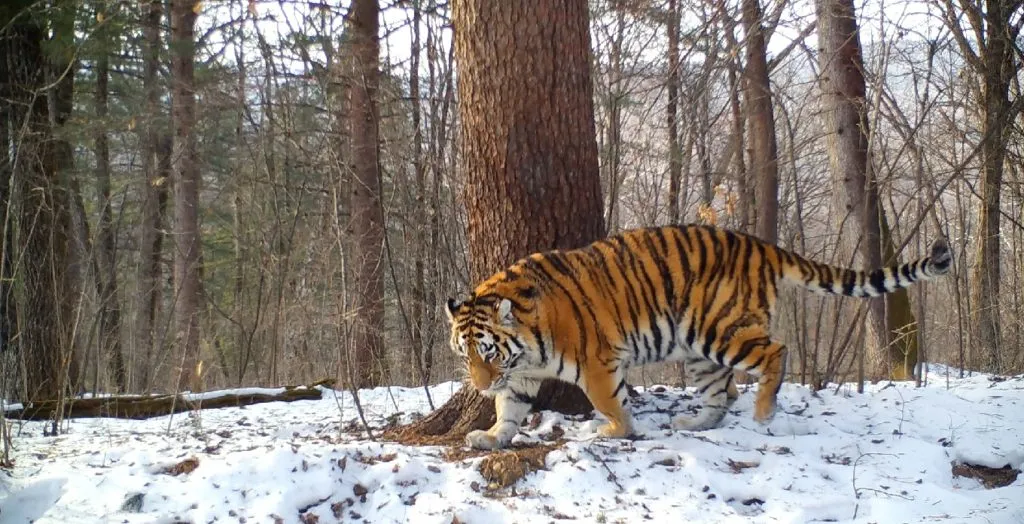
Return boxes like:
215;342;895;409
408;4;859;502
171;0;203;392
3;1;78;402
816;0;920;379
136;0;170;392
741;0;779;243
395;0;605;442
346;0;388;389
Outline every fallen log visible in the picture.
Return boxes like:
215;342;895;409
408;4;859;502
4;379;335;421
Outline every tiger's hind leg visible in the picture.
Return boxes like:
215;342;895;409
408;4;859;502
582;359;635;439
672;354;737;431
717;325;788;425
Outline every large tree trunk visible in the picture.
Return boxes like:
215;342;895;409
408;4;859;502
816;0;919;379
136;0;170;392
397;0;604;442
4;2;78;403
346;0;388;389
170;0;203;392
741;0;779;243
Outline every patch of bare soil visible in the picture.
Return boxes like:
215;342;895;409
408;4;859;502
951;461;1019;489
472;442;564;489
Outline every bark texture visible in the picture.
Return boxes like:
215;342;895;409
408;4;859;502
171;0;203;392
347;0;388;388
3;3;78;402
741;0;779;243
394;0;605;442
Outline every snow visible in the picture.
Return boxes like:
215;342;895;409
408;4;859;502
2;369;1022;524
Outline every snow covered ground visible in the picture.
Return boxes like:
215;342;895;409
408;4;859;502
2;367;1022;524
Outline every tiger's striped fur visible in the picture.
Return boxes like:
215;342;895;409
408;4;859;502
446;224;952;450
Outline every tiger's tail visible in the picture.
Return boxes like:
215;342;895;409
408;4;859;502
779;239;952;297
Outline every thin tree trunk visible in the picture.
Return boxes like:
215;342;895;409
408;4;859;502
717;4;748;231
0;34;12;368
727;64;748;229
696;90;713;208
425;11;454;382
666;0;683;224
170;0;203;392
604;8;626;233
409;0;432;390
742;0;779;242
50;1;84;396
230;0;248;385
347;0;387;389
94;2;126;392
137;0;169;392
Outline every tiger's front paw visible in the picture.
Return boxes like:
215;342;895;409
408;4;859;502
466;430;502;450
596;421;633;439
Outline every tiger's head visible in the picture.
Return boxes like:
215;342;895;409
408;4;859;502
445;294;528;396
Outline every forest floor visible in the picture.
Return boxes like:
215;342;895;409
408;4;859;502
2;365;1022;524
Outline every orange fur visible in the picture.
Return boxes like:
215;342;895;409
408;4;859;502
447;224;952;450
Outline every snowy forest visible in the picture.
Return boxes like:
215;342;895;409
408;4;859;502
1;0;1022;522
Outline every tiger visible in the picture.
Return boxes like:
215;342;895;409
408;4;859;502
446;224;952;450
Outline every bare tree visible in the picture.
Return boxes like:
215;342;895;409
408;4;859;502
741;0;779;242
347;0;387;388
666;0;683;224
942;0;1023;370
816;0;921;379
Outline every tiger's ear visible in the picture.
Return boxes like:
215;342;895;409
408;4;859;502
445;297;461;322
496;298;514;325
